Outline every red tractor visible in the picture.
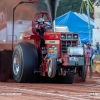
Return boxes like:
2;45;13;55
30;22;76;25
0;0;90;83
12;11;90;84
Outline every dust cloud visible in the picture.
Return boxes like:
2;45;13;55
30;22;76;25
0;0;39;21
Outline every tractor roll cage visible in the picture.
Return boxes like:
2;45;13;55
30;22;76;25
32;12;52;34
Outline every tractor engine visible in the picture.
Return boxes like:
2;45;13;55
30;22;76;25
44;26;89;76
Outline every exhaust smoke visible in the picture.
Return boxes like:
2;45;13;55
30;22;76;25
45;0;60;32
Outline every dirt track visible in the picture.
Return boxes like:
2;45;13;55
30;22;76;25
0;44;99;100
0;73;100;100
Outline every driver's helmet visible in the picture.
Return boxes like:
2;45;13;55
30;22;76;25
38;18;44;24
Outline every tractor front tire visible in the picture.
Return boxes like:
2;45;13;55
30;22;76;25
81;66;88;82
12;42;39;83
47;58;57;78
58;73;75;84
78;66;88;82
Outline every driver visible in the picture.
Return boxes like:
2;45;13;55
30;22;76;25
36;18;46;36
36;18;46;55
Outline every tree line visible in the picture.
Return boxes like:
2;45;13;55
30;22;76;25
37;0;94;17
0;0;94;20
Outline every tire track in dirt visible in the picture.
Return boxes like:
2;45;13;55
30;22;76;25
0;80;100;100
0;86;93;100
0;76;99;100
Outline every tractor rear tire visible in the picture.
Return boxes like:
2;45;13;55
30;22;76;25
47;58;57;78
12;42;39;83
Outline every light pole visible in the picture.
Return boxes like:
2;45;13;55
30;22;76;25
83;0;92;43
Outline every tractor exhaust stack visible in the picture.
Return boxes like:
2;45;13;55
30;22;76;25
46;0;60;32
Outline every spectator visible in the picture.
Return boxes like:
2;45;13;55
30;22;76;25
85;43;95;78
82;43;86;49
96;42;100;54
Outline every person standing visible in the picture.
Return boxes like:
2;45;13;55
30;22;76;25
96;42;100;54
85;43;95;78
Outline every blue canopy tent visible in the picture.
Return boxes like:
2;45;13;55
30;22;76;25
55;11;94;43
